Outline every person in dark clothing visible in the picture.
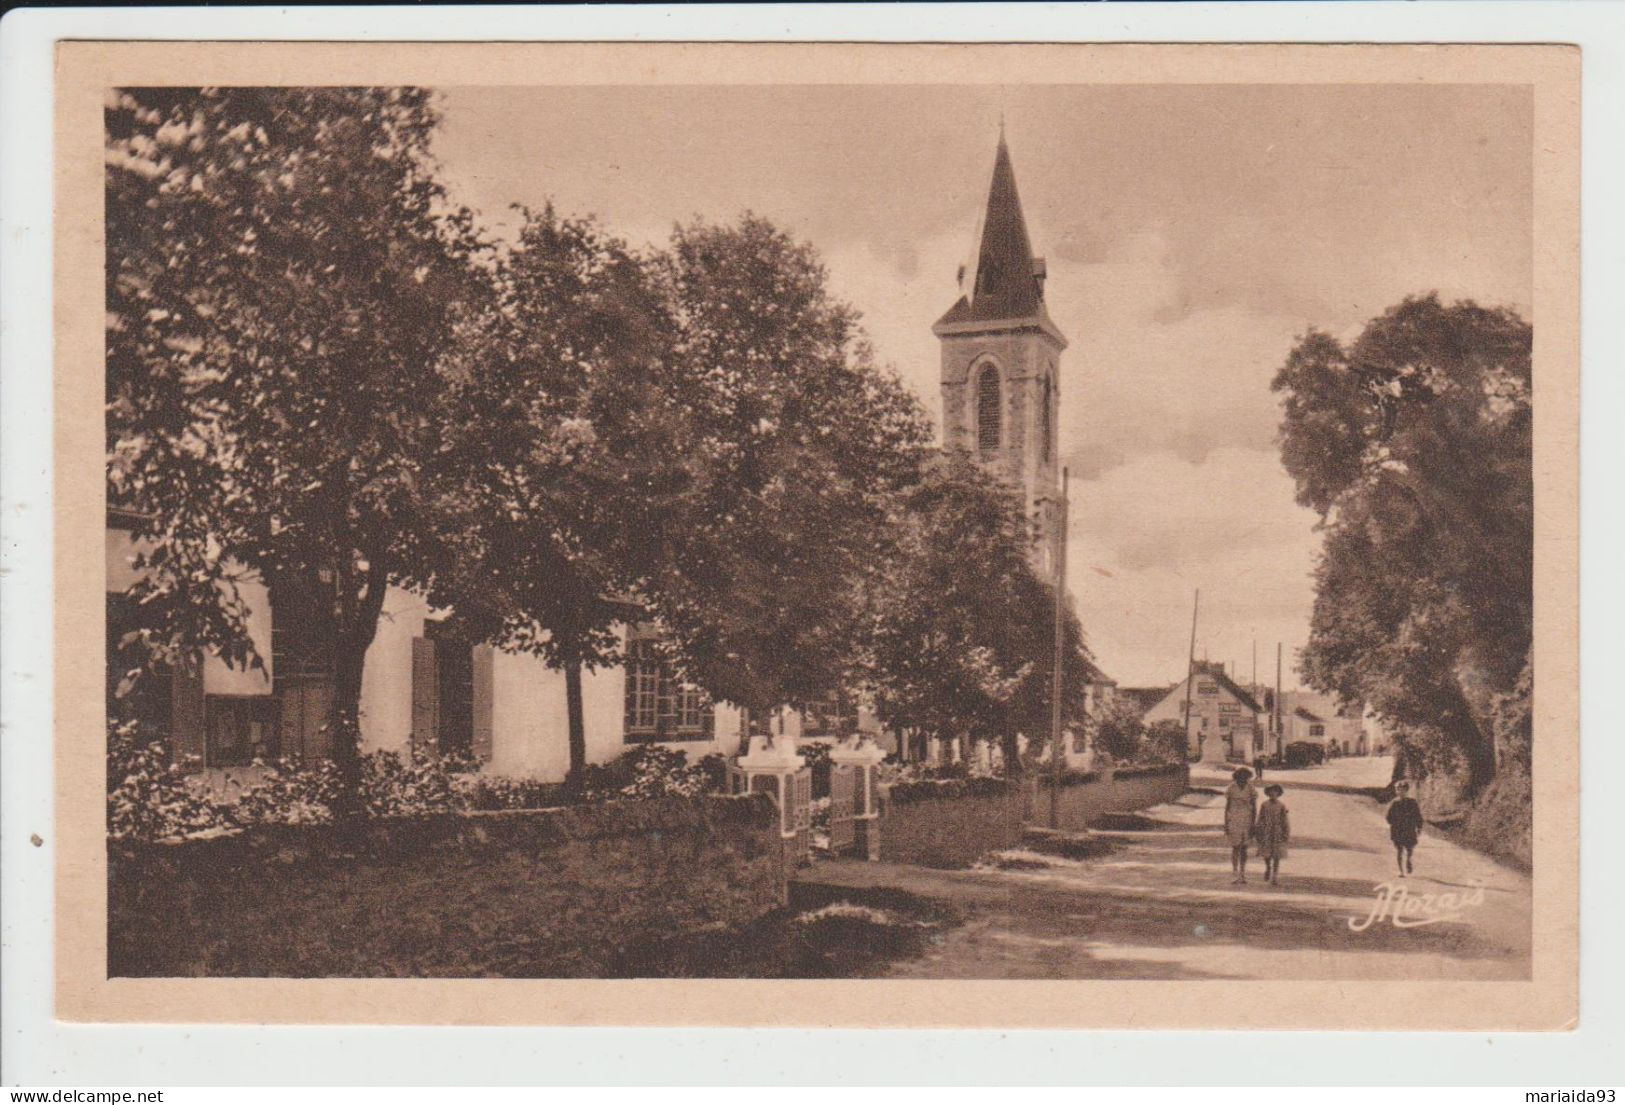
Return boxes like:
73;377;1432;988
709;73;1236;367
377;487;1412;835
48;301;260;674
1386;779;1424;876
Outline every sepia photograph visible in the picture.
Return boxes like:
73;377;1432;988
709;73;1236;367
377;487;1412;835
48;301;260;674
44;40;1579;1031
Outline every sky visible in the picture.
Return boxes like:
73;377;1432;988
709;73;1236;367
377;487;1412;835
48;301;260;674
432;84;1532;689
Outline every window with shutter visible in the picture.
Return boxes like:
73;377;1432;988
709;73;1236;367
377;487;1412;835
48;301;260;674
424;621;474;757
471;645;494;762
977;364;1001;455
410;636;439;754
205;695;281;766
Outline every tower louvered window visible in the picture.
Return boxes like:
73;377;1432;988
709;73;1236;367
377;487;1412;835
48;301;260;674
977;365;1001;455
1041;375;1054;462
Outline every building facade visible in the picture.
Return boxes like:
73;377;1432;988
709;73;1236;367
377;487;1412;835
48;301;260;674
1141;662;1267;764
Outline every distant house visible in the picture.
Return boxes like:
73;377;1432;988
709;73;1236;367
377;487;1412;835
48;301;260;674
1279;691;1366;756
1141;661;1267;765
1117;686;1176;720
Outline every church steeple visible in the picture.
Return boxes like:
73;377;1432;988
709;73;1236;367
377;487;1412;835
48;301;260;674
933;132;1069;574
934;135;1061;336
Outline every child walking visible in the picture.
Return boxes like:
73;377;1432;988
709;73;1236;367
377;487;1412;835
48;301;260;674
1223;767;1259;883
1386;779;1424;876
1254;783;1290;884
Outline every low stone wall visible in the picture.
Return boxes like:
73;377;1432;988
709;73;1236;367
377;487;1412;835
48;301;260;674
877;765;1190;868
108;793;785;977
1040;764;1192;832
876;781;1028;868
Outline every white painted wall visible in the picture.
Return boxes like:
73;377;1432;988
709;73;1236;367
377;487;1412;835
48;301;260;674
113;527;884;782
108;525;272;696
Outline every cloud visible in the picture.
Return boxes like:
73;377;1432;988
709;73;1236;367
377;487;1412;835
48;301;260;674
1048;227;1307;478
822;229;973;436
1064;447;1322;687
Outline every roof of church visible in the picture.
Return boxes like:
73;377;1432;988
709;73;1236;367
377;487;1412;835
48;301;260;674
935;135;1060;332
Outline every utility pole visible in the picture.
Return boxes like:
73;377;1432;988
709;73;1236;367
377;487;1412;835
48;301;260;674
1274;642;1284;758
1181;589;1200;758
1049;468;1069;830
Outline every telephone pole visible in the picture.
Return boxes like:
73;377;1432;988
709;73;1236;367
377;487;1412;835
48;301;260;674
1049;468;1069;830
1181;590;1200;756
1274;642;1284;758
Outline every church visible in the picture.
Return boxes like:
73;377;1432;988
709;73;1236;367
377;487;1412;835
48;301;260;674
105;133;1111;784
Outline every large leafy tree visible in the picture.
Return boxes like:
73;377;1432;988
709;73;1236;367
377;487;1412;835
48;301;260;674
431;206;690;786
637;216;934;733
1272;294;1532;793
106;87;489;806
860;452;1093;771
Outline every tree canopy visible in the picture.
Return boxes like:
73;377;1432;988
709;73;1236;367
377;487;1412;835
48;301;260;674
106;87;1098;798
107;87;489;799
1272;293;1532;792
634;216;934;719
859;452;1093;769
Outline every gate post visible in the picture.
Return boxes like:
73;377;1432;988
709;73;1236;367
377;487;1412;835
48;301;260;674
735;732;809;869
829;734;886;861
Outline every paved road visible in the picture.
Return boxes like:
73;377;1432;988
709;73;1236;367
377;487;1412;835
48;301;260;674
806;757;1531;980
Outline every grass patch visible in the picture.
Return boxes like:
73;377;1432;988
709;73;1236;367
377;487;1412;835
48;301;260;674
607;883;959;978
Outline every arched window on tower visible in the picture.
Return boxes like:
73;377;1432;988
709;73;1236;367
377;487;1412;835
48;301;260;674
977;364;1001;456
1040;375;1054;463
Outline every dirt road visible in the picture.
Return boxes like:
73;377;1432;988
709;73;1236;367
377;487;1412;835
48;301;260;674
805;757;1531;980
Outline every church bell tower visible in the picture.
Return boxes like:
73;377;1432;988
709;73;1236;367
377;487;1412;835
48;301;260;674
934;133;1068;571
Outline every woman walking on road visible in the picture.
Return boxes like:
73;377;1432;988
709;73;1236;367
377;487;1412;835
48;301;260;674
1386;779;1424;877
1224;767;1260;883
1255;783;1290;884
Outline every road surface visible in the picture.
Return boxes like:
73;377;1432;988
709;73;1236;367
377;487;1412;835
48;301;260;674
806;757;1531;980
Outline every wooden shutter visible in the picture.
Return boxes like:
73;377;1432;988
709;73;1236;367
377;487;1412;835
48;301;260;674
471;645;494;763
411;636;439;754
622;654;637;741
170;656;207;771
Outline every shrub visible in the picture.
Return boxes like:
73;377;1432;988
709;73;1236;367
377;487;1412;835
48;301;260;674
466;775;569;811
885;775;1011;805
1092;699;1146;761
601;744;727;801
360;749;469;817
106;720;232;843
232;757;344;826
1141;720;1187;766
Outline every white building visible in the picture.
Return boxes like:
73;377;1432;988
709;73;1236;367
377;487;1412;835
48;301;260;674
1141;662;1266;765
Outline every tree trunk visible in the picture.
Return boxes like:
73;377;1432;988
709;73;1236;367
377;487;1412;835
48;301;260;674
1000;730;1023;776
327;556;389;823
1416;680;1495;797
564;659;587;793
330;642;367;821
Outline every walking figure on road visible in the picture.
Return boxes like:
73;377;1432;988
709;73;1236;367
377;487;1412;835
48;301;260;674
1386;779;1424;877
1255;783;1290;884
1224;767;1259;884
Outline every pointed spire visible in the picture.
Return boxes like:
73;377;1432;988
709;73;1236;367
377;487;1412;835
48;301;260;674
936;132;1047;328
